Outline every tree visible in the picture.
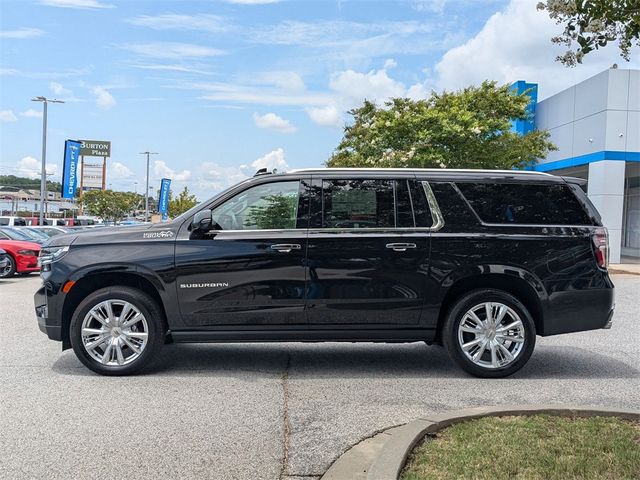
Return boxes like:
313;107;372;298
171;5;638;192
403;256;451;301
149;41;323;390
538;0;640;66
327;82;556;170
0;174;62;192
82;190;139;223
244;194;298;230
168;186;198;218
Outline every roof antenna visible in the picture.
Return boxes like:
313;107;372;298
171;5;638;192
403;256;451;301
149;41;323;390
254;168;268;176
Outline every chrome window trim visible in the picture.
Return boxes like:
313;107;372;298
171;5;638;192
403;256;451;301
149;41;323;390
421;181;445;232
191;180;445;234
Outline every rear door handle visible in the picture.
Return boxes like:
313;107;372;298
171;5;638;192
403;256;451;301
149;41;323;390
271;243;302;253
386;242;417;252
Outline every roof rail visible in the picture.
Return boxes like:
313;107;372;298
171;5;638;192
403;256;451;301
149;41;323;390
254;168;270;176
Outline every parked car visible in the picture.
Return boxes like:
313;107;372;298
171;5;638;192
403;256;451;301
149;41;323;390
0;239;40;278
29;226;72;237
0;226;46;245
34;168;613;377
0;248;10;277
20;227;51;242
0;216;28;226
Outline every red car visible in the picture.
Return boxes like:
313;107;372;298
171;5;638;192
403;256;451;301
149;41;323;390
0;240;41;278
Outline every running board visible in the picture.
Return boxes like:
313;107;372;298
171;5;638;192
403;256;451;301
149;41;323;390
170;328;434;343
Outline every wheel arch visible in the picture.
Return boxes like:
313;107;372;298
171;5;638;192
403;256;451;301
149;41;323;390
61;271;168;349
435;272;546;341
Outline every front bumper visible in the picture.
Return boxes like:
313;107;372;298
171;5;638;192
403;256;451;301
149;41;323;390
16;255;39;273
34;284;63;341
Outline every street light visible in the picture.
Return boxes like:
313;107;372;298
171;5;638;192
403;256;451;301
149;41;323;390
139;151;158;222
32;96;64;225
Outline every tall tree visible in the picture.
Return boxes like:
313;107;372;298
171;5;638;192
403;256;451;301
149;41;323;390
82;190;139;223
168;186;198;218
538;0;640;66
327;81;556;170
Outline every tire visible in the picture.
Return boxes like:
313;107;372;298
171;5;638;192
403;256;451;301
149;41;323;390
70;286;165;376
442;289;536;378
0;255;16;278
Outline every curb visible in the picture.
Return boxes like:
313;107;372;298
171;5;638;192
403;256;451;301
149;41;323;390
321;405;640;480
609;267;640;276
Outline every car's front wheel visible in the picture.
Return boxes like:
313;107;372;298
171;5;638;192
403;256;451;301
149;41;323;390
70;286;165;375
442;289;536;378
0;255;16;278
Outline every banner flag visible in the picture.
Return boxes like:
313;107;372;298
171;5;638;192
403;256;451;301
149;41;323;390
158;178;171;219
61;140;81;199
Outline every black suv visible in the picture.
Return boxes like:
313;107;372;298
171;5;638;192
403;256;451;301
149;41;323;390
35;168;614;377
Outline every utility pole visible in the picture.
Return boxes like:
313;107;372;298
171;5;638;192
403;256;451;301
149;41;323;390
139;151;158;222
31;96;64;225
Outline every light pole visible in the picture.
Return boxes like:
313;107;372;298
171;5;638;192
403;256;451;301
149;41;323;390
139;151;158;222
32;96;64;225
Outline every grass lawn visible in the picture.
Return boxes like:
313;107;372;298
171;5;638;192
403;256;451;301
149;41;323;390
401;415;640;480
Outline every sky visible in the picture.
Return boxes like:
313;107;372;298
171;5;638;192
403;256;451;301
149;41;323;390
1;0;637;200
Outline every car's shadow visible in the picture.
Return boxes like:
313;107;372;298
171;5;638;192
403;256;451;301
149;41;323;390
52;342;638;379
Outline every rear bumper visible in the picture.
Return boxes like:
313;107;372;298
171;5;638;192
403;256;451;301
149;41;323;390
542;286;615;336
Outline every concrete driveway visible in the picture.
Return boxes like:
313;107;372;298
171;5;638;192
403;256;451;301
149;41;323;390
1;274;638;480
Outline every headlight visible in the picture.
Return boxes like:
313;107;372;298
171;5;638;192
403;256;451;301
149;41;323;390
38;246;69;267
18;249;38;256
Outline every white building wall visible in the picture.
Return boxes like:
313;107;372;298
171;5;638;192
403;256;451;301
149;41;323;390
534;68;639;263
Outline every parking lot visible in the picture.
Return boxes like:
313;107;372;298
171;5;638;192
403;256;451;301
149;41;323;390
1;274;638;480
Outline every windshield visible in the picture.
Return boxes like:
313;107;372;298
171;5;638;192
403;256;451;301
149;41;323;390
0;227;33;241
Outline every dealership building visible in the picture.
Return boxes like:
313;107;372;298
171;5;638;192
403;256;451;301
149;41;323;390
515;68;639;263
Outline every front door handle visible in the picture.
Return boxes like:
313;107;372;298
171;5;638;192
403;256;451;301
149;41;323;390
271;243;302;253
386;242;417;252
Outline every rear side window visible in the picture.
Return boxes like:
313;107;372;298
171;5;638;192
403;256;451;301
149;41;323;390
456;182;593;225
0;218;8;226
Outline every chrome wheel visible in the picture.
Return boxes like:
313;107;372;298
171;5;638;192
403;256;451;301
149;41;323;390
81;300;149;366
457;302;525;370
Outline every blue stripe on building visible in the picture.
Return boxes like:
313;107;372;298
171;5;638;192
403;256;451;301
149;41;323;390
531;151;640;172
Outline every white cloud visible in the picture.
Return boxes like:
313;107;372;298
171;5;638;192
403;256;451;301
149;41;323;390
307;104;341;128
49;82;74;99
92;86;116;109
224;0;281;3
20;109;43;119
258;71;306;91
154;160;191;182
0;28;45;39
253;112;297;133
329;68;406;105
123;42;225;59
110;161;133;179
196;81;331;106
16;156;58;179
434;0;640;99
0;110;17;122
251;148;288;172
126;14;228;32
129;63;212;75
195;148;289;197
40;0;114;8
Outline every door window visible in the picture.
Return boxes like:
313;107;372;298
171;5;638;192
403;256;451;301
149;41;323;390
211;181;301;230
322;179;395;228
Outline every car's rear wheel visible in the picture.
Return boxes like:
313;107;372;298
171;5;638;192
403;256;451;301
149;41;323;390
443;289;536;378
0;255;16;278
70;286;165;375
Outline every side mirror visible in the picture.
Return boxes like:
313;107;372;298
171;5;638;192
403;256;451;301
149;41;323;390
191;210;213;233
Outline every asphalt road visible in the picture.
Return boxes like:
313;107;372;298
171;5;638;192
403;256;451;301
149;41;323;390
1;274;638;480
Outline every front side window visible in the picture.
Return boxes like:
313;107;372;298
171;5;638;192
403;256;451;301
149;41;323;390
211;181;300;230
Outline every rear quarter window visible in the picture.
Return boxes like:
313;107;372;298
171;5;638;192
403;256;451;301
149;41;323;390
456;182;594;225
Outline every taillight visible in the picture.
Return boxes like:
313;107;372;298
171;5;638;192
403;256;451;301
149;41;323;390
592;227;608;269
